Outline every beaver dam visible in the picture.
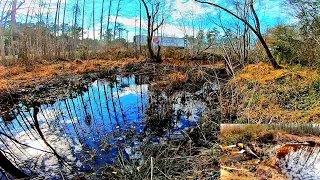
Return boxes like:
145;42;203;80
0;72;220;179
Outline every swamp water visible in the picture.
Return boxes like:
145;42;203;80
277;144;320;180
0;74;208;179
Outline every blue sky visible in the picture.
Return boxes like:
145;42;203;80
11;0;298;41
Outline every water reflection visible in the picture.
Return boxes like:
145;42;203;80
0;74;207;179
277;144;320;179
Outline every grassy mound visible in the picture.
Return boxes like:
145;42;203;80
224;62;320;123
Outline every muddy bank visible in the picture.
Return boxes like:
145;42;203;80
0;61;227;114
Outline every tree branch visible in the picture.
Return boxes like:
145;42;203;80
0;132;54;154
194;0;281;69
194;0;259;36
141;0;150;17
153;18;164;32
0;1;23;23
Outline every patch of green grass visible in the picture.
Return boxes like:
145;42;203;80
269;124;320;136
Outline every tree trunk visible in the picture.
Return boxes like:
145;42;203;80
139;2;142;54
106;0;112;42
257;34;281;68
12;0;27;61
100;0;105;40
0;150;28;178
147;35;155;59
114;0;121;40
82;0;86;39
140;0;164;62
0;26;5;61
54;0;61;59
92;0;96;51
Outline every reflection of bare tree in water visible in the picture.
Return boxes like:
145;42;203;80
87;87;99;137
0;75;208;178
102;81;114;128
63;99;84;143
114;77;127;123
109;82;121;126
0;123;32;158
0;102;76;178
32;104;70;166
144;89;174;136
0;150;28;178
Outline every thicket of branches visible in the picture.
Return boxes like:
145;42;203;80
0;0;318;68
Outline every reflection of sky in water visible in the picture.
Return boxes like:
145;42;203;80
0;75;206;179
277;146;320;180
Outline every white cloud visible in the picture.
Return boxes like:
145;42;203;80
109;16;148;30
171;0;216;20
17;0;66;16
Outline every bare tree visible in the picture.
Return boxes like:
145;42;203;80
73;0;80;58
54;0;62;59
0;0;10;61
11;0;27;61
140;0;164;62
106;0;113;42
92;0;96;51
100;0;105;40
194;0;281;69
114;0;122;40
139;1;142;54
62;0;67;58
82;0;86;40
0;150;28;178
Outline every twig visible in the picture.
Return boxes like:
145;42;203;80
59;169;65;180
151;157;153;180
155;166;171;179
221;166;249;171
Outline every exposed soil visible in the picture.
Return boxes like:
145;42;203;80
221;131;320;180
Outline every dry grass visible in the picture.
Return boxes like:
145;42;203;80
150;72;188;93
224;62;320;123
220;124;274;145
221;124;320;145
221;161;287;180
0;58;145;93
232;62;318;85
168;72;188;83
162;58;225;69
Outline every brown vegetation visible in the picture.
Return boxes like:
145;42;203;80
0;58;145;93
220;124;320;180
223;62;320;123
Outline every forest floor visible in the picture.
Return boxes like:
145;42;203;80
220;124;320;180
0;58;225;93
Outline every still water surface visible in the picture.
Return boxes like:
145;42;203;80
0;74;207;179
277;144;320;180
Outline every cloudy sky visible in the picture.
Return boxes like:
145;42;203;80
8;0;298;41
